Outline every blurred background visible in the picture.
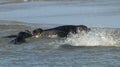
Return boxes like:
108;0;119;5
0;0;120;27
0;0;97;3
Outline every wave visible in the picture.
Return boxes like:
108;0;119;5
61;28;120;47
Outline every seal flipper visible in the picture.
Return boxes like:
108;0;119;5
2;35;17;38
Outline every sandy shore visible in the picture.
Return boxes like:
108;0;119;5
0;20;31;30
0;20;59;32
0;20;23;25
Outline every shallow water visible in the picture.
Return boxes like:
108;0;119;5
1;46;120;67
0;0;120;67
0;22;120;67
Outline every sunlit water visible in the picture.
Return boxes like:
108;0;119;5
0;0;120;67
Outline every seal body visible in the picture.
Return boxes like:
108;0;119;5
32;25;90;38
12;31;32;44
3;30;32;44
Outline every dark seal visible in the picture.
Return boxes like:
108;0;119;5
32;25;91;38
3;30;32;44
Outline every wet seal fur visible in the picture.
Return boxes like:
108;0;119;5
32;25;91;38
3;30;32;44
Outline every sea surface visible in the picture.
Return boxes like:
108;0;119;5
0;0;120;67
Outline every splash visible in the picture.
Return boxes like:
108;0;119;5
64;28;120;46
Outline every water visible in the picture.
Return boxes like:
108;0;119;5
0;0;120;27
0;21;120;67
1;47;120;67
0;0;120;67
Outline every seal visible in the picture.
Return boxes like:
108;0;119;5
3;30;32;44
3;25;90;44
32;25;91;38
32;28;67;38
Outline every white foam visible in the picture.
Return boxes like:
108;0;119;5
64;28;119;46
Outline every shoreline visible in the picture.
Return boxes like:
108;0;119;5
0;20;61;30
